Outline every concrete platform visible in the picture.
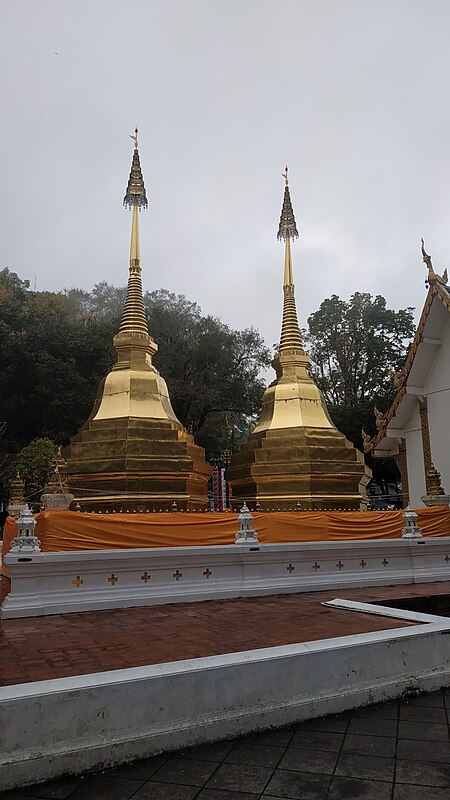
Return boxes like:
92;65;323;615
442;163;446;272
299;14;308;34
1;580;450;792
2;688;449;800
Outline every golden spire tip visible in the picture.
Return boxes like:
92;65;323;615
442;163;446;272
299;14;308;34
282;165;289;185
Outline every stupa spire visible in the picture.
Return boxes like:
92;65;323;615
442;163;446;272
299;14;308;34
227;167;371;512
63;131;212;512
119;128;149;336
275;168;310;370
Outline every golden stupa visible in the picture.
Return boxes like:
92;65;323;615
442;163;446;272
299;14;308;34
227;168;371;511
64;131;211;511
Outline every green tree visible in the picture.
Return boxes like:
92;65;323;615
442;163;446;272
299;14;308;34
306;293;415;411
0;270;116;500
15;438;58;504
305;293;415;496
144;289;271;456
65;282;125;318
0;277;114;450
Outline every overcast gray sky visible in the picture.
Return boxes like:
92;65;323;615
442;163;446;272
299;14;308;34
1;0;450;355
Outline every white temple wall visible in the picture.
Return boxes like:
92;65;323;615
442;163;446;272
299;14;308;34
427;318;450;496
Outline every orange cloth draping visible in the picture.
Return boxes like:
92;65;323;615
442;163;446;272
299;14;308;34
2;506;450;575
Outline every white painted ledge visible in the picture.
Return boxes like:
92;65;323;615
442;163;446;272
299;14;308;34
324;597;450;624
3;537;450;618
1;614;450;790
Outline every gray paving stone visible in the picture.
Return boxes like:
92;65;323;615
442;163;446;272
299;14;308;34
341;734;396;758
150;758;219;786
347;717;397;737
398;720;449;741
246;728;295;746
401;692;444;708
289;730;344;753
263;769;329;799
174;742;234;762
295;715;349;734
196;791;258;800
205;763;273;794
393;785;450;800
328;776;392;799
0;795;50;800
109;756;167;779
335;754;395;781
225;743;285;768
351;702;398;720
132;784;199;800
12;776;85;799
396;738;450;763
399;705;448;723
68;775;144;800
278;748;338;775
395;758;450;787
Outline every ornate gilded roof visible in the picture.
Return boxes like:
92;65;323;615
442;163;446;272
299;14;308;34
365;241;450;454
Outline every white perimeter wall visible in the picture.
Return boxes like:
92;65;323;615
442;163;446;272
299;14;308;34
3;538;450;618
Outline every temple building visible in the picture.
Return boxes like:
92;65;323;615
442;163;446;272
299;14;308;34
365;241;450;508
227;169;371;510
64;132;211;511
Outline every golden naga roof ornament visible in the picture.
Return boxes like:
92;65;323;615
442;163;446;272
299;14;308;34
361;428;374;453
373;405;387;431
390;367;404;389
422;238;449;287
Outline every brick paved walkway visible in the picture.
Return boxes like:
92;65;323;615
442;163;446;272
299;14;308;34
2;689;449;799
2;580;450;688
0;578;428;686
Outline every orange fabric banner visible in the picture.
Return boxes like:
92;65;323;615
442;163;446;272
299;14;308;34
2;506;450;573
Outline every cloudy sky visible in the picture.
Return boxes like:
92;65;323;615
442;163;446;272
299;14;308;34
2;0;450;356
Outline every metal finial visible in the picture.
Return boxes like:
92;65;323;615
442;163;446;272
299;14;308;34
277;169;298;241
129;128;138;150
123;130;147;210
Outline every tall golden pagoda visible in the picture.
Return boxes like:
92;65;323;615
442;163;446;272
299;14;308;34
64;131;211;511
227;168;371;510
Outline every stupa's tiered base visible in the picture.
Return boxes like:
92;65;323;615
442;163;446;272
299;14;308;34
64;417;211;511
228;426;371;511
